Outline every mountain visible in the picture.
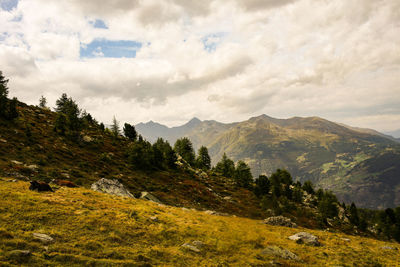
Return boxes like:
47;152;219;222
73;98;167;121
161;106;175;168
136;115;400;209
2;179;399;266
385;128;400;139
0;103;265;219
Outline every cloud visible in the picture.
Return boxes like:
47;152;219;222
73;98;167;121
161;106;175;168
0;0;399;131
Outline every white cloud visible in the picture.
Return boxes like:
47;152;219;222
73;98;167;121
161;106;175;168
0;0;399;131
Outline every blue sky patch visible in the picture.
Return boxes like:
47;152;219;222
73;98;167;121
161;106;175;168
202;32;227;52
90;19;108;29
1;0;18;11
80;39;142;58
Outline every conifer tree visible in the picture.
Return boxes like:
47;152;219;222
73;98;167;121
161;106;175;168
196;146;211;170
234;160;253;188
111;116;120;138
39;95;47;108
214;153;235;178
174;137;195;166
123;123;137;141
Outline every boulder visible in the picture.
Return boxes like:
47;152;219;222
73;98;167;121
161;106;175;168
140;192;162;204
260;246;299;261
263;216;297;228
11;160;23;165
32;233;54;244
289;232;320;246
0;138;7;143
91;178;134;198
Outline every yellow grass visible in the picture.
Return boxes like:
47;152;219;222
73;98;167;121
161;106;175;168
0;178;399;266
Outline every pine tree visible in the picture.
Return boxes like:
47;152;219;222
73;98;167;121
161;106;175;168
254;175;270;197
214;153;235;178
123;123;137;141
0;71;9;117
7;97;18;119
174;137;195;166
196;146;211;170
234;160;253;188
39;95;47;108
349;202;360;226
111;116;120;138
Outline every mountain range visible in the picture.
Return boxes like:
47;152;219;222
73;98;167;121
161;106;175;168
136;115;400;209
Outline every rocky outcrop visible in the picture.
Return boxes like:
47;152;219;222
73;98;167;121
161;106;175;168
289;232;320;246
91;178;134;198
263;216;297;228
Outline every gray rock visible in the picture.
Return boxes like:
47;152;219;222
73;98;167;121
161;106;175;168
150;216;159;222
26;164;38;171
181;243;200;252
11;160;23;165
260;246;299;261
140;192;162;204
381;246;397;250
289;232;320;246
0;138;7;143
33;233;54;243
181;241;204;253
263;216;297;228
91;178;134;198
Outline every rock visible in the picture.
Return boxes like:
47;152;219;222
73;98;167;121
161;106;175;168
150;216;159;222
83;135;93;142
11;160;23;165
223;196;232;201
289;232;321;246
26;164;38;171
204;210;217;215
381;246;397;250
340;238;350;242
263;216;297;228
260;246;299;261
181;241;204;253
140;192;162;204
33;233;54;244
204;210;229;216
0;138;7;143
192;241;204;248
91;178;134;198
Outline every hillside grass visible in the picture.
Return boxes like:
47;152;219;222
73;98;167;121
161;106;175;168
1;179;399;266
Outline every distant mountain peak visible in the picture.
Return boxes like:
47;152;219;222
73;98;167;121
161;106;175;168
185;117;202;127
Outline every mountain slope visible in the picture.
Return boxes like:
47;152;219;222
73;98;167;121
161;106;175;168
1;179;399;266
0;103;264;219
136;115;400;209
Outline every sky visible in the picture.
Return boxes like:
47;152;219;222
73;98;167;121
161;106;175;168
0;0;399;133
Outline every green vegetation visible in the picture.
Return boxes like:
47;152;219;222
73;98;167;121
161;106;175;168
195;146;211;170
174;137;196;166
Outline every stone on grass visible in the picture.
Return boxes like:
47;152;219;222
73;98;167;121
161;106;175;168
181;241;204;253
33;233;54;244
263;216;297;228
91;178;134;198
260;246;299;261
140;192;163;204
289;232;321;246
